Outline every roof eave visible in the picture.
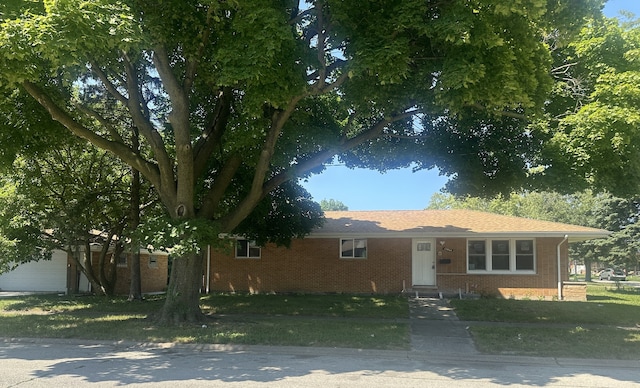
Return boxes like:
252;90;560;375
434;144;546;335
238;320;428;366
308;231;611;241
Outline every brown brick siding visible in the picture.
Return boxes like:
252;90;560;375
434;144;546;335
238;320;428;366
86;252;168;295
209;236;570;299
211;238;412;294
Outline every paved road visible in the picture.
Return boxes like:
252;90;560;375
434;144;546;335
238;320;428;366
1;338;639;387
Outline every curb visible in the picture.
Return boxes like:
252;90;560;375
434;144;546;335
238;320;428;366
3;336;639;369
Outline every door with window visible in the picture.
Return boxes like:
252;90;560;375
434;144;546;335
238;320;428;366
412;239;436;286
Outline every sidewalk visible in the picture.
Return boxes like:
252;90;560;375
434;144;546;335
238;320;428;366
409;297;478;356
406;296;639;369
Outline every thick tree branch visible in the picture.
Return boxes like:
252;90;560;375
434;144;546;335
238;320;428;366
120;55;178;208
184;4;214;93
219;94;306;231
22;81;163;191
198;153;243;220
153;44;194;216
75;105;126;144
193;87;233;179
90;63;129;106
264;109;419;194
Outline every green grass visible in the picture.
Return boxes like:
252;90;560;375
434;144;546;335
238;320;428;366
451;283;640;359
451;283;640;325
0;293;409;350
200;293;409;318
471;326;640;359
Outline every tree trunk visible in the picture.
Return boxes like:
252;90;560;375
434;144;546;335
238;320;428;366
157;251;205;325
128;251;142;301
585;258;592;282
128;130;143;302
71;245;104;295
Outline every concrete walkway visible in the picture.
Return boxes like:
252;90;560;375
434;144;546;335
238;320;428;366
409;297;478;356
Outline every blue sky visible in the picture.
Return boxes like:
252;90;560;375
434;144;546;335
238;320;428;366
301;0;639;211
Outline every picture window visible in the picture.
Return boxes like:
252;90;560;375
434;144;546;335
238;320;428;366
467;239;535;273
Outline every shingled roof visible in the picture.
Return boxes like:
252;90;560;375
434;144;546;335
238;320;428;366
313;210;609;242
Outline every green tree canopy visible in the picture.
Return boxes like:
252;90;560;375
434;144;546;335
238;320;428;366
533;15;640;196
0;138;159;294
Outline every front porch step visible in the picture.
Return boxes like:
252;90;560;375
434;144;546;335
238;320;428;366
404;286;439;298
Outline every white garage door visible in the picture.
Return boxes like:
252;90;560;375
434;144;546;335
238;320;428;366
0;250;68;292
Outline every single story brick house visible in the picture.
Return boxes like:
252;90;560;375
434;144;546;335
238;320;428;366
206;210;609;300
0;246;168;295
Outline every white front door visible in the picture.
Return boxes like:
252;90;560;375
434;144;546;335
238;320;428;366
412;239;436;286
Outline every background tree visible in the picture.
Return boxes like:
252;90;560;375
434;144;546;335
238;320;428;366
320;198;349;211
0;0;603;323
0;139;157;295
531;15;640;195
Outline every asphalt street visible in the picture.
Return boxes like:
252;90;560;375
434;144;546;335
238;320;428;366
1;338;639;387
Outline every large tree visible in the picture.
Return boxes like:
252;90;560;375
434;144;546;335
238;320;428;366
0;0;603;323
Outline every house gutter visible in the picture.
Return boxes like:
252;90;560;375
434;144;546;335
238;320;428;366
557;235;568;301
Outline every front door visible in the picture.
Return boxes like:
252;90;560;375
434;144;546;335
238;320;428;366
412;239;436;286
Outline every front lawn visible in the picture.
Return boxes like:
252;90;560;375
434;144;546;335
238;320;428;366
0;293;409;350
450;283;640;359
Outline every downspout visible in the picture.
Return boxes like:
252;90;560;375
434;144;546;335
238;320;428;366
557;235;568;301
206;245;211;294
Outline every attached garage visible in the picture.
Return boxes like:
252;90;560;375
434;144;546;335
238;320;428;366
0;250;68;292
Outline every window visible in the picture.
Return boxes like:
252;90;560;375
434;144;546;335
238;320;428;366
491;240;510;270
467;239;535;273
468;241;486;270
236;240;261;258
148;255;158;268
417;242;431;251
516;240;535;270
340;238;367;258
117;253;128;268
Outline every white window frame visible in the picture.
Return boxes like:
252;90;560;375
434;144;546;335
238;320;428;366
466;238;536;274
235;239;261;259
340;238;367;259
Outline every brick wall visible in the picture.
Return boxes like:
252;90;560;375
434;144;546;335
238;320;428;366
562;282;587;301
208;236;570;299
210;238;412;294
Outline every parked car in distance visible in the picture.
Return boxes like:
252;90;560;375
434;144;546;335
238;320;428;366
598;268;626;281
